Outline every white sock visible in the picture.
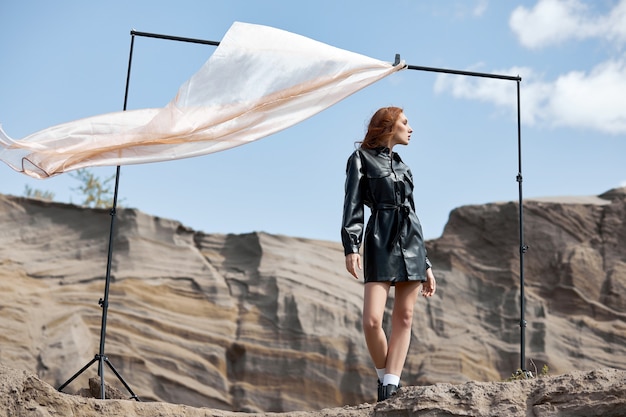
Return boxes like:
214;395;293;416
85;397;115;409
375;368;386;382
383;373;400;387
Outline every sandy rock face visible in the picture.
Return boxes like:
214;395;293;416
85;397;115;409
0;195;367;411
0;188;625;413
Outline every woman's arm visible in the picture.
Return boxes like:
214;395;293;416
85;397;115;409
341;151;366;255
341;151;366;278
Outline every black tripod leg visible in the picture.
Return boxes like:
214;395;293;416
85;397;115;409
104;356;140;401
57;355;99;392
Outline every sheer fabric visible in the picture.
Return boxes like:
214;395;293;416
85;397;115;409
0;21;404;178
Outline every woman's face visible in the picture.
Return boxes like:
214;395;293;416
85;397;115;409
390;112;412;148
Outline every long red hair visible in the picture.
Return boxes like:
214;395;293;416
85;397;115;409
359;107;404;149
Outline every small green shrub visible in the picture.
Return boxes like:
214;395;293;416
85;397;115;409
24;185;55;201
506;369;533;381
505;362;549;381
69;168;117;208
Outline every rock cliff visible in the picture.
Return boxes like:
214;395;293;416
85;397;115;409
0;188;624;413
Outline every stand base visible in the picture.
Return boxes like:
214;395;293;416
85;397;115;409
58;354;140;401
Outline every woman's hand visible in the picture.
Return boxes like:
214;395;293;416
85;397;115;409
422;268;436;297
345;253;362;279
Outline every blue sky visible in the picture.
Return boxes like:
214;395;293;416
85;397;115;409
1;0;625;242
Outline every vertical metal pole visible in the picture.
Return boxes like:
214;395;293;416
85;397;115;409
97;166;120;399
96;32;136;400
516;79;528;374
123;33;136;112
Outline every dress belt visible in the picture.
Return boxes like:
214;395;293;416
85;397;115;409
373;203;410;248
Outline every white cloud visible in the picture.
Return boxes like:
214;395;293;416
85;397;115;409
433;0;626;135
433;57;626;134
510;0;626;49
433;64;522;109
547;58;626;133
433;65;543;127
473;0;489;17
433;0;490;20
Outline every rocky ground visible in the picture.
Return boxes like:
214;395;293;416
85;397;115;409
2;364;625;417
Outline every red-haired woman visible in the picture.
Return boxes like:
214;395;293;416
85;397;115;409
341;106;436;401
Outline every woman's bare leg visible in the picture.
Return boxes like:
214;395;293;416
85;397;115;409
362;282;391;369
385;281;422;377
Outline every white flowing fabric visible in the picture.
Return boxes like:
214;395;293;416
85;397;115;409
0;21;404;179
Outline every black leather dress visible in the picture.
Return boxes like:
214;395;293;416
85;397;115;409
341;147;431;283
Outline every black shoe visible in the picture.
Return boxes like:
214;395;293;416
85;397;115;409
383;384;398;400
377;379;384;402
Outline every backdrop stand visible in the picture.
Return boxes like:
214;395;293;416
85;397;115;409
57;31;219;400
57;32;139;400
397;54;530;377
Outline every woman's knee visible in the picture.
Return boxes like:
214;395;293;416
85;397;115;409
391;308;414;329
362;314;384;331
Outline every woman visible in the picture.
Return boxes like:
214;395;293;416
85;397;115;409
341;107;436;401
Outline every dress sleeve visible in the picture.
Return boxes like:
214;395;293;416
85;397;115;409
405;166;432;270
341;151;366;256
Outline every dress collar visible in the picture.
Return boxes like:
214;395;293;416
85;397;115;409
373;146;392;155
361;146;402;162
